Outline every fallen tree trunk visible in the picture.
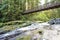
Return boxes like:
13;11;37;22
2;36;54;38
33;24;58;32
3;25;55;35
22;1;60;15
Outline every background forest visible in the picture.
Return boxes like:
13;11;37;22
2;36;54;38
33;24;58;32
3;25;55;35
0;0;60;23
0;0;60;27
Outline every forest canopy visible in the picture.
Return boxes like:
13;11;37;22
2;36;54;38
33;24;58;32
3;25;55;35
0;0;60;22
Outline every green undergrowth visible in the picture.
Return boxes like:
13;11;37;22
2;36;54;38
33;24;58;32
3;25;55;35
0;21;33;32
0;21;32;28
0;20;43;28
0;20;43;33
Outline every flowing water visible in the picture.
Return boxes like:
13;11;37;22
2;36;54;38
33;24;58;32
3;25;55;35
0;22;60;40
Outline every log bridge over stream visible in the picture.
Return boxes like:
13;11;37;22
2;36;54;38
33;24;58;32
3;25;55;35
23;1;60;15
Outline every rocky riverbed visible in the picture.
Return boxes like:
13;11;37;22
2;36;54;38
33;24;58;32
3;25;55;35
0;22;60;40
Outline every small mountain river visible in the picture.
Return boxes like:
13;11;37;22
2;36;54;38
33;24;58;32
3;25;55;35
0;22;60;40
